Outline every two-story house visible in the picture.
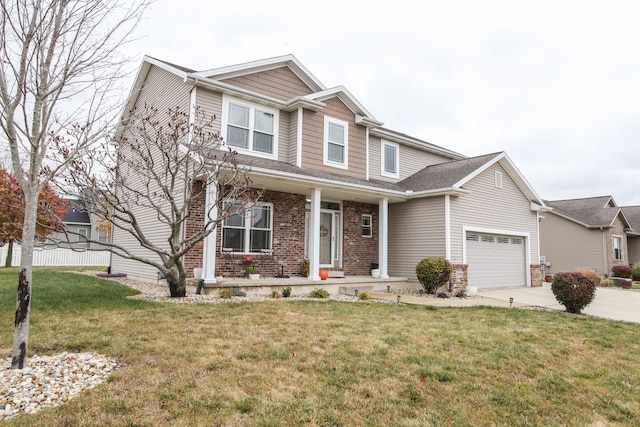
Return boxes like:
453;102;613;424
110;55;548;291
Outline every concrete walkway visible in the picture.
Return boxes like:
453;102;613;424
370;284;640;324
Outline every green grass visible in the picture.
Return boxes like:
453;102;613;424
2;268;640;426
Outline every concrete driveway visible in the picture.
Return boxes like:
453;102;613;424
480;284;640;323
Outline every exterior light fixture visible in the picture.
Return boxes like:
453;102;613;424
397;294;401;304
509;297;514;308
355;289;358;297
387;285;391;293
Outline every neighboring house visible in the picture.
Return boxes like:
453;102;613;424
540;196;633;277
621;206;640;266
46;199;110;249
111;55;549;290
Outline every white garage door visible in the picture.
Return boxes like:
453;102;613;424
466;233;526;288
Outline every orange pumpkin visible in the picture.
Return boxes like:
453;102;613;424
319;269;329;280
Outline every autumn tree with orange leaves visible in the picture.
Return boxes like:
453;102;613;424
0;167;68;267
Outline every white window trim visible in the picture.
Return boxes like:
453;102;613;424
323;116;348;169
221;95;279;160
362;214;372;238
381;140;400;178
612;235;624;260
221;202;274;254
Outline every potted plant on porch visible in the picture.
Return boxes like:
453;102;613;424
245;256;260;280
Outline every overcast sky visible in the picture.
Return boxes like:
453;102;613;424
124;0;639;206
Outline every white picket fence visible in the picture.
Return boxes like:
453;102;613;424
0;244;110;267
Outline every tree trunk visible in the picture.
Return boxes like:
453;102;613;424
4;239;13;267
11;196;37;369
165;268;187;298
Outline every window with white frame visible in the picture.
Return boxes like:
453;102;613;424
362;214;372;237
613;236;623;260
222;202;273;253
381;140;399;178
223;97;277;156
324;116;348;168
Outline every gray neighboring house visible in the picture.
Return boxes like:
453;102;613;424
621;206;640;266
46;199;110;249
540;196;633;277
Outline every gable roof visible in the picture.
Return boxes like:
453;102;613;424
544;196;631;229
62;199;91;225
399;152;547;206
621;206;640;235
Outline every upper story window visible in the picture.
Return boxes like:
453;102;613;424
222;202;273;254
381;140;399;178
324;116;348;169
613;235;623;260
222;96;278;158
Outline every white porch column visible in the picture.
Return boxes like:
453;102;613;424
308;188;322;281
201;180;218;284
379;197;389;279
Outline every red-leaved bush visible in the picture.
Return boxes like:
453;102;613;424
611;265;632;278
551;272;596;314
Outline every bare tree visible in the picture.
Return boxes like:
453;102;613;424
0;0;149;369
65;104;257;298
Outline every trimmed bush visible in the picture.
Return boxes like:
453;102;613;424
611;265;632;278
281;286;292;298
231;288;246;297
551;272;596;314
416;257;453;294
632;268;640;282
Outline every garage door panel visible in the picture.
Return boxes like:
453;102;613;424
467;232;525;288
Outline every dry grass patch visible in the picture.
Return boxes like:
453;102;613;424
1;269;640;425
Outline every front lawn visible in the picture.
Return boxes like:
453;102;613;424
1;268;639;426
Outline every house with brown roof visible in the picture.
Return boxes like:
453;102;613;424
621;206;640;266
540;196;633;277
110;55;549;290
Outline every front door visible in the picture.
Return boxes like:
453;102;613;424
306;206;342;268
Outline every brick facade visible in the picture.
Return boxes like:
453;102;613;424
450;264;468;293
184;187;380;279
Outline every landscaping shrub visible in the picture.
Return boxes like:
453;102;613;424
551;272;596;314
218;288;232;299
281;286;292;298
574;268;600;285
611;265;632;278
358;291;372;301
599;278;614;287
633;268;640;282
269;290;281;298
415;257;453;294
231;288;246;297
309;288;329;299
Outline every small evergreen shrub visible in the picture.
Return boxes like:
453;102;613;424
310;288;329;299
358;291;372;301
612;265;632;278
415;257;453;294
231;288;246;297
632;268;640;282
281;286;292;298
218;288;232;299
551;272;596;314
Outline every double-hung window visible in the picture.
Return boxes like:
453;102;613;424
613;236;623;260
362;214;372;237
324;116;348;168
223;97;277;157
381;140;399;178
222;202;273;253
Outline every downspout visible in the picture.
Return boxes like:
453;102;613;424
445;194;451;260
602;228;608;276
296;107;303;167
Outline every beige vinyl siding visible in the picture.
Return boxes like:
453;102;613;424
194;88;222;134
111;65;191;282
220;67;314;101
287;110;299;164
301;97;367;179
449;163;539;265
629;236;640;265
277;111;291;162
388;197;446;279
369;136;453;182
539;213;605;275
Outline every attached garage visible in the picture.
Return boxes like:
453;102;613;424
466;232;526;288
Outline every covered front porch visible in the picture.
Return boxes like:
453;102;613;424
187;274;412;296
